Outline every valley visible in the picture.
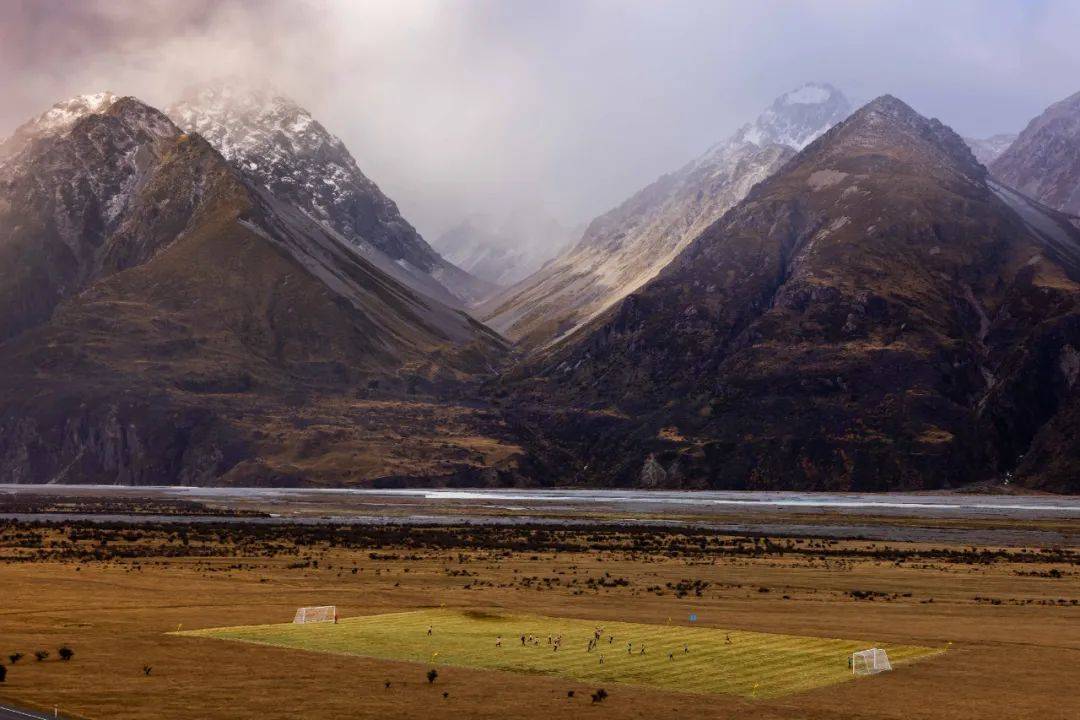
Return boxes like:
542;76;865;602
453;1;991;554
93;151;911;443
4;7;1080;720
0;518;1076;720
2;79;1080;493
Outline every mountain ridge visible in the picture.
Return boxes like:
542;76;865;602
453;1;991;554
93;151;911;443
480;83;852;350
991;90;1080;218
167;85;497;308
0;93;511;486
510;94;1080;492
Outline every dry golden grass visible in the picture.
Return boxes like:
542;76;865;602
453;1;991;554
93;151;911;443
0;524;1077;720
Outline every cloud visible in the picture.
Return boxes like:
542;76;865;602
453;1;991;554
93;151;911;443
3;1;1080;238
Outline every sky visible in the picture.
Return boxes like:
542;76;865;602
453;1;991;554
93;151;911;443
3;0;1080;239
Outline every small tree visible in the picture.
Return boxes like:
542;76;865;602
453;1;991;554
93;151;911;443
143;665;153;676
58;646;74;662
426;669;438;684
0;665;7;683
591;688;608;703
34;650;49;662
9;653;23;664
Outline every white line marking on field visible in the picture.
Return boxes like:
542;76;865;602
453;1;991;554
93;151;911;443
0;706;52;719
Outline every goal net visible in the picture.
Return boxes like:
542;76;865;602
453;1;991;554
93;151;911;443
293;605;337;624
851;648;892;675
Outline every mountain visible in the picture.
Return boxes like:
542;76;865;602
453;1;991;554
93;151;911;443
0;94;509;485
731;82;853;150
512;96;1080;493
964;133;1016;165
167;85;496;307
433;209;579;287
991;90;1080;217
0;91;120;163
480;83;851;350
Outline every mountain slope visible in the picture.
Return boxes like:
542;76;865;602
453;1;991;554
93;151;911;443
167;85;495;307
517;96;1080;492
481;83;851;350
0;93;184;341
991;90;1080;216
0;94;510;485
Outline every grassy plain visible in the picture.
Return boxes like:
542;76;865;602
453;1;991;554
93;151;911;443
182;608;941;699
0;521;1076;720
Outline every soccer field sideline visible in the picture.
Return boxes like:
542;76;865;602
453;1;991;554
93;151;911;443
174;608;946;699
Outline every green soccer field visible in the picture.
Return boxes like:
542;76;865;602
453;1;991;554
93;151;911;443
176;608;944;699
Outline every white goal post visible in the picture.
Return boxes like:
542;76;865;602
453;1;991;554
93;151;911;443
293;605;337;624
851;648;892;675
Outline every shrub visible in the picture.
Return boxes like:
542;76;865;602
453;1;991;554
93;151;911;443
34;650;49;662
8;653;23;664
591;688;609;703
58;646;74;662
426;669;438;684
143;665;153;676
0;665;6;682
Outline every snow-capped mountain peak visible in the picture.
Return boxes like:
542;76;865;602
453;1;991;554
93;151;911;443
482;82;852;348
29;91;120;135
1;91;121;162
169;84;341;167
733;82;851;150
167;84;495;307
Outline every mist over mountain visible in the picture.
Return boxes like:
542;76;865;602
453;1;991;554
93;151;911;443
5;2;1079;243
481;83;852;350
4;1;1080;493
0;93;507;485
168;85;495;307
964;133;1017;165
507;95;1080;493
433;209;580;287
991;90;1080;218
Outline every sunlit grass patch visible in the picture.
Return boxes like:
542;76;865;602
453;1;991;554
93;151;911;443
176;608;943;699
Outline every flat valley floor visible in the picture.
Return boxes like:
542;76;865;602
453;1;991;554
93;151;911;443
0;520;1077;719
